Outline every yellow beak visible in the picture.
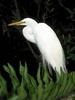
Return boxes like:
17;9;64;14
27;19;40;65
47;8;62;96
8;20;25;26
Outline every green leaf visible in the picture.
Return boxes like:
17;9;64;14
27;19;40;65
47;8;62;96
0;75;7;96
4;63;17;76
63;73;73;96
50;83;59;98
19;63;28;77
28;74;37;89
8;95;18;100
43;64;50;86
17;79;27;100
72;72;75;87
26;74;37;97
19;63;25;76
37;64;42;85
43;80;54;99
37;84;43;100
56;73;68;98
37;64;44;100
3;64;19;92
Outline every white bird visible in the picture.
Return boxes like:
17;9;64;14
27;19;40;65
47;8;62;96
8;18;67;74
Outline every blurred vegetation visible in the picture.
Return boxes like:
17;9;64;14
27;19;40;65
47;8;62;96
0;63;75;100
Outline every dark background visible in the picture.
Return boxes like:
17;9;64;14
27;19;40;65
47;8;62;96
0;0;75;84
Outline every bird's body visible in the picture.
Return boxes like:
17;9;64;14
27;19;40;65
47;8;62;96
8;18;67;74
33;23;66;73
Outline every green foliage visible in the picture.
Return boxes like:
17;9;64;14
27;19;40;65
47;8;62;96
3;64;20;93
0;75;7;96
0;63;75;100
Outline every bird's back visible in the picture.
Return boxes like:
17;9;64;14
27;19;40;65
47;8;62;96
34;23;66;74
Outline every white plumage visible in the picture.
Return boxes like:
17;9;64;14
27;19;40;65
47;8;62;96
8;18;67;74
34;23;66;74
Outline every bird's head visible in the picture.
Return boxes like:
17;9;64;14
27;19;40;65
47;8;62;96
8;18;38;28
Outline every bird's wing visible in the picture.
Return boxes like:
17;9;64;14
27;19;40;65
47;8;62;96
22;26;36;43
34;23;66;73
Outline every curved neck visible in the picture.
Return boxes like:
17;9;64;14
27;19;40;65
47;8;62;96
30;20;38;29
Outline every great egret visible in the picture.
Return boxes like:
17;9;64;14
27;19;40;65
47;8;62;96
8;18;67;74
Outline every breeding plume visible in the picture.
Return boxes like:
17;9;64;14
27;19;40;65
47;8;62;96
8;18;67;74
